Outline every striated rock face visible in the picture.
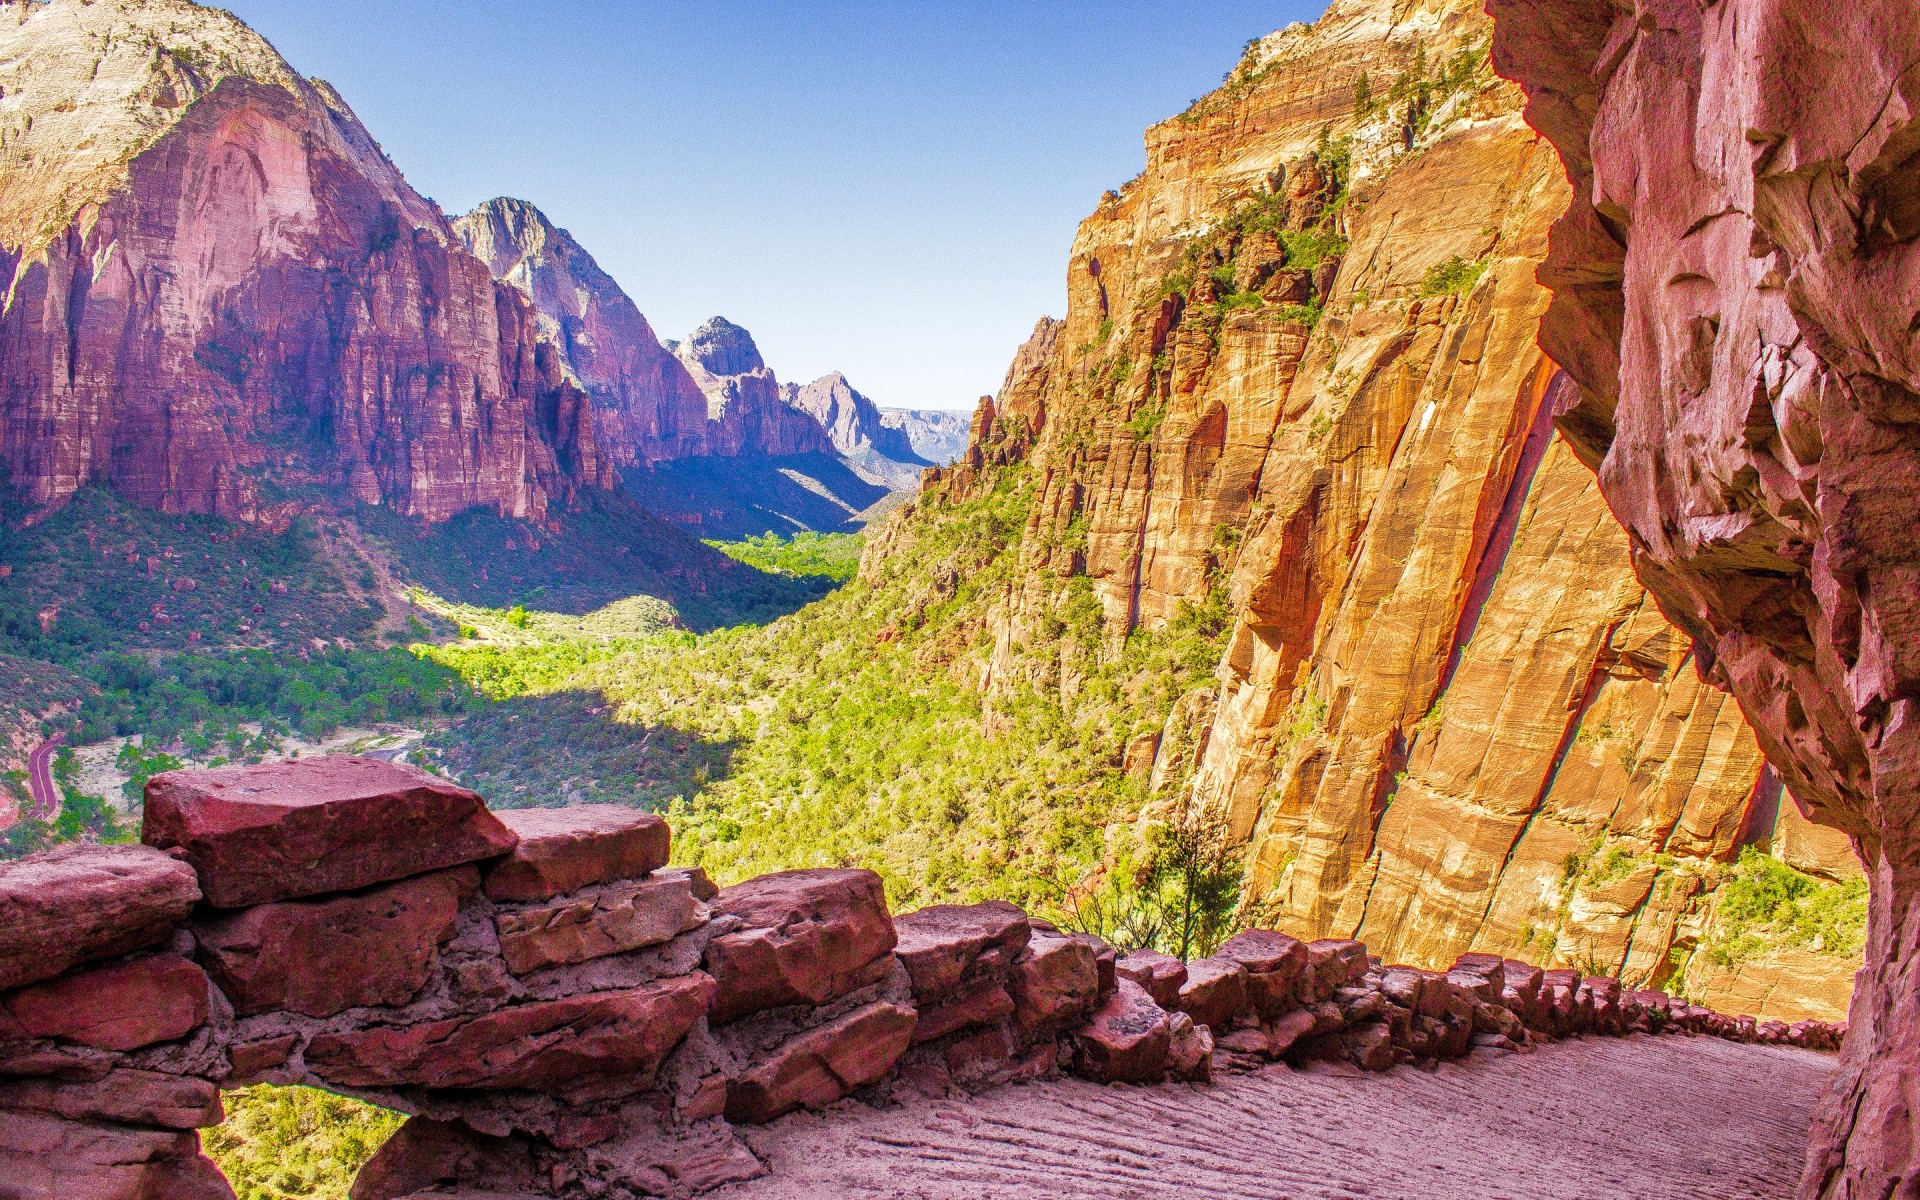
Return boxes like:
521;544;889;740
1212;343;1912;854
1484;1;1919;1194
908;0;1861;1020
0;0;610;525
784;373;930;490
454;197;712;465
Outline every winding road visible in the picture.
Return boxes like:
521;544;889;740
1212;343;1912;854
26;735;61;820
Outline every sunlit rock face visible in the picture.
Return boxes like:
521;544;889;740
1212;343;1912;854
910;0;1859;1021
1487;1;1920;1194
785;372;930;490
454;197;713;466
0;0;614;526
670;317;834;459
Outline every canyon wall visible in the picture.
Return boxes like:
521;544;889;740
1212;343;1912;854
0;0;610;525
1485;1;1919;1195
453;197;713;466
785;372;931;491
922;0;1860;1021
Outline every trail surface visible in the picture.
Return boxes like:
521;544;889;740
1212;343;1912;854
716;1034;1830;1200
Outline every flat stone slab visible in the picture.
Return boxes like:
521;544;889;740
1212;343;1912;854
0;954;210;1051
0;844;200;991
494;873;707;975
305;973;714;1099
725;1001;917;1124
483;806;672;902
143;756;518;907
194;867;473;1017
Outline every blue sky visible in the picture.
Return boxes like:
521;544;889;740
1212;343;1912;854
222;2;1328;410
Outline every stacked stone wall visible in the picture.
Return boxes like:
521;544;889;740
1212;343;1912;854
0;757;1845;1199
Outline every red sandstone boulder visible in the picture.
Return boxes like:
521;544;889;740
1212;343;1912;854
1178;957;1250;1029
481;806;670;902
891;900;1030;1002
494;873;707;975
1305;939;1368;1000
0;844;200;990
0;1069;222;1130
1116;949;1188;1009
704;869;896;1023
1346;1021;1395;1071
143;757;518;907
1;954;209;1051
194;868;472;1017
725;1001;917;1123
1448;953;1507;1002
1010;934;1099;1033
1167;1010;1214;1082
1217;930;1308;1016
306;973;713;1099
0;1112;232;1200
1074;978;1172;1084
1075;933;1118;996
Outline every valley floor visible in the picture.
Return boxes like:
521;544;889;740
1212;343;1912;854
716;1034;1828;1200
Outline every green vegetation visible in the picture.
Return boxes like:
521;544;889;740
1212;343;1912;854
206;1086;404;1200
1419;253;1490;298
1051;816;1244;958
1126;403;1169;441
704;532;864;583
1705;848;1868;967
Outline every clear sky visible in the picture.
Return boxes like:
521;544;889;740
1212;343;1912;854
221;1;1329;410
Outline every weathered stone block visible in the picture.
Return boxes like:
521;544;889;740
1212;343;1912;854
0;1112;231;1200
481;806;670;902
912;977;1015;1044
143;756;518;907
1;954;209;1051
306;973;713;1097
195;868;472;1017
1074;979;1171;1084
704;869;895;1023
0;1069;222;1130
0;844;200;991
1177;957;1249;1030
725;1001;917;1123
1116;949;1188;1009
1217;929;1307;1016
891;900;1029;1002
1010;934;1099;1034
494;873;706;975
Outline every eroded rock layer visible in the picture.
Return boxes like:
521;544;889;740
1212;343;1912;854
913;0;1860;1020
1483;1;1920;1195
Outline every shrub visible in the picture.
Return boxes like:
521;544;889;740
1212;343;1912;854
1419;254;1489;298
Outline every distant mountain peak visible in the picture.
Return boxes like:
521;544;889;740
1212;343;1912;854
682;317;766;377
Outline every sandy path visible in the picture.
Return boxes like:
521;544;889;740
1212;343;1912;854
714;1035;1830;1200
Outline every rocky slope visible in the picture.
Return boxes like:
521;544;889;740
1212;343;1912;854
1485;1;1917;1194
907;0;1861;1021
0;0;608;525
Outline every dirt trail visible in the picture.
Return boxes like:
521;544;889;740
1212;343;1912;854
716;1034;1828;1200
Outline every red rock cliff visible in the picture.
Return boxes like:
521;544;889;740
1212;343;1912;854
0;0;609;524
913;0;1861;1023
1487;1;1920;1194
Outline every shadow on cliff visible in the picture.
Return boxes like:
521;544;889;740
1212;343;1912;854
422;688;737;810
620;452;892;540
357;491;834;630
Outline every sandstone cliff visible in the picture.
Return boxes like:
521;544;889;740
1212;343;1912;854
670;318;833;460
914;0;1859;1021
0;0;609;525
1486;1;1917;1193
786;372;930;491
453;197;711;465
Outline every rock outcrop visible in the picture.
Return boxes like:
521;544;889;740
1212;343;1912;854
879;407;971;468
0;755;1841;1198
1484;1;1919;1194
453;198;713;465
0;0;610;525
671;318;833;460
904;0;1862;1020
